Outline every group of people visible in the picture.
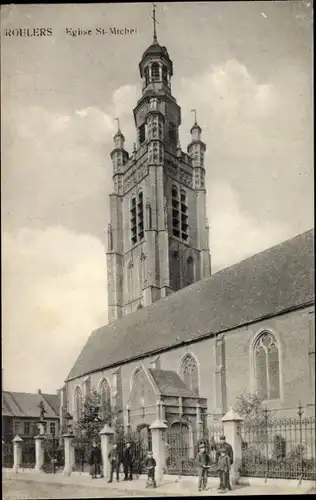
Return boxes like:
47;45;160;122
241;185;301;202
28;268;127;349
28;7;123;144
197;435;233;493
89;440;157;487
89;434;233;493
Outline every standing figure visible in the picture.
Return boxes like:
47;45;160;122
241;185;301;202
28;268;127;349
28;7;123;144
89;441;102;479
122;441;134;481
108;443;120;483
216;436;233;490
145;451;156;488
196;443;211;492
217;447;231;493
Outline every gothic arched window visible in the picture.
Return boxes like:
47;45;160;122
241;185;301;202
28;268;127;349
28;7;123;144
181;354;199;395
74;386;83;421
137;191;144;241
254;332;280;400
131;197;137;245
127;262;134;301
151;63;160;82
99;378;111;419
172;186;180;238
186;256;194;286
180;190;188;241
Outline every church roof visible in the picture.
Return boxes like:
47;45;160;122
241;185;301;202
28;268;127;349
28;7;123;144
142;42;169;59
66;229;314;382
148;369;197;397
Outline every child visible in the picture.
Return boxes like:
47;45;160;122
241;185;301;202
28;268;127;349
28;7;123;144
217;447;231;493
108;443;121;483
196;443;211;492
145;451;156;488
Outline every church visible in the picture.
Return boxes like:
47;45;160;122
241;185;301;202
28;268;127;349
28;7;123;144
64;19;315;443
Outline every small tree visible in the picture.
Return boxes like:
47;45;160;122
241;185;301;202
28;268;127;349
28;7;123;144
233;392;265;425
74;388;103;441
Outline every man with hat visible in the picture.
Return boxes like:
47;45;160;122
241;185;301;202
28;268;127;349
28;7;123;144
122;441;134;481
216;436;233;490
196;442;211;491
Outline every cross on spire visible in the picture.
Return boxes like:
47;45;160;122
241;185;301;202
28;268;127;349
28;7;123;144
191;109;197;124
152;3;159;43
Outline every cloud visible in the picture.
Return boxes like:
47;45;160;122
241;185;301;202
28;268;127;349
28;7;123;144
112;84;138;118
209;181;291;272
2;226;108;393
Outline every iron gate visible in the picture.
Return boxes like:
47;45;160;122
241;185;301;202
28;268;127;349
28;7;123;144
116;426;152;476
21;439;36;468
73;437;93;473
166;421;224;477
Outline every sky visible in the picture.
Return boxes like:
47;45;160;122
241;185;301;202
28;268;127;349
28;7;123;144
1;1;313;394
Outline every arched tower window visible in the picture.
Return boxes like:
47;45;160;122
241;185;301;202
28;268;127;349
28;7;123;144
137;191;144;241
180;354;199;395
180;190;188;241
151;63;160;82
127;262;134;300
99;378;111;420
131;197;137;245
254;332;280;400
74;386;83;421
186;256;194;286
144;66;150;86
162;65;168;85
171;186;180;238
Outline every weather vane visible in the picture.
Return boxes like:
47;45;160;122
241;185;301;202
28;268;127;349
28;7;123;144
191;109;197;124
152;3;159;43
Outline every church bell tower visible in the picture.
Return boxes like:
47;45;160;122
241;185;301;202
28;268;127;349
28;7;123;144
106;5;211;324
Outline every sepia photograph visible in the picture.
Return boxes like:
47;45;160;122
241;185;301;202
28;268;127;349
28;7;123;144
1;1;314;498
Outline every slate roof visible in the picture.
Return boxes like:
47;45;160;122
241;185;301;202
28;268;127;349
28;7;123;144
2;391;60;419
149;369;197;397
66;229;314;382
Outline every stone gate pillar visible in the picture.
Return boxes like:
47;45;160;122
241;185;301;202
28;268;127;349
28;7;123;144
221;408;244;485
99;424;115;482
12;435;23;473
150;419;168;486
63;433;75;476
35;435;45;472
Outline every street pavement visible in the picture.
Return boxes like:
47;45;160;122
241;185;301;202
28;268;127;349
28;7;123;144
3;470;315;498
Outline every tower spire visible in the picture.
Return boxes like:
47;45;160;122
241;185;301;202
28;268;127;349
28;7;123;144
115;117;121;132
152;3;158;43
191;108;197;125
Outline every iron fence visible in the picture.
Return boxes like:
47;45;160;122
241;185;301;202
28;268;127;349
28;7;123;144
72;436;94;473
241;405;316;480
115;427;152;476
165;423;224;477
2;441;13;468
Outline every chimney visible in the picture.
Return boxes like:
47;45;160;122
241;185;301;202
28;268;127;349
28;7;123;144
37;389;41;394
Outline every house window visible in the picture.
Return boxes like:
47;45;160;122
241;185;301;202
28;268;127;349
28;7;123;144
14;421;21;435
151;62;160;81
99;378;111;420
169;122;177;145
181;354;199;395
254;332;280;400
180;191;188;241
171;186;180;238
138;124;146;144
50;422;56;435
74;386;83;421
24;422;30;435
